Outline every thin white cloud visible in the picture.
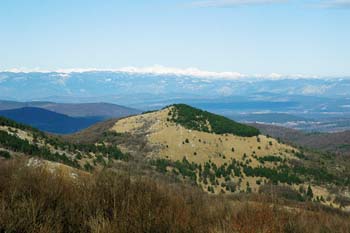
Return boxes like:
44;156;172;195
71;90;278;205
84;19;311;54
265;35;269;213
318;0;350;8
190;0;350;9
190;0;287;7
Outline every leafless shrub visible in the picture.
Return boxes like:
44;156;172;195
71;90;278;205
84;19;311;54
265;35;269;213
0;159;349;233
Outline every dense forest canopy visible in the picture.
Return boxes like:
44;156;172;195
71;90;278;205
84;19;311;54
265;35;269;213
168;104;260;137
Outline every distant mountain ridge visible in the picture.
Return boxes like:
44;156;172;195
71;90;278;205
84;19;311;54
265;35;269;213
0;107;102;134
0;100;140;118
231;113;310;124
251;123;350;157
1;71;350;120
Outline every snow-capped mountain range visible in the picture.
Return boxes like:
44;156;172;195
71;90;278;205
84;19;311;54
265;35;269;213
1;68;350;121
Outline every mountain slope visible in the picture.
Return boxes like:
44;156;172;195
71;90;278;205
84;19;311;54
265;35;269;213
0;100;140;118
0;107;102;134
169;104;260;136
33;102;140;118
1;106;350;233
0;115;126;171
2;150;350;233
105;104;350;208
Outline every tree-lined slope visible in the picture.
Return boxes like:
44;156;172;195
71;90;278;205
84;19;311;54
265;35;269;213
0;115;126;173
168;104;260;137
110;104;350;209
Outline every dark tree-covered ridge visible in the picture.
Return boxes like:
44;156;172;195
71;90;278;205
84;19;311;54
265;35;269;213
167;104;260;137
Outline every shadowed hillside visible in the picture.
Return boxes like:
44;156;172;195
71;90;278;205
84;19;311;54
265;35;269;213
0;107;102;134
0;100;140;118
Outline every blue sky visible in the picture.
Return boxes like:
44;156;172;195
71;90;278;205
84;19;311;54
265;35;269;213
1;0;349;76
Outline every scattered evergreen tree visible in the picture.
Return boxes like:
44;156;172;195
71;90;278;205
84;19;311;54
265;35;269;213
0;150;11;159
307;185;314;199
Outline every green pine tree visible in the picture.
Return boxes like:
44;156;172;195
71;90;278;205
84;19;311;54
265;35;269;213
307;185;313;199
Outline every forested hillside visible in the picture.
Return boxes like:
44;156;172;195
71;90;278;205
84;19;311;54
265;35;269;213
0;116;126;171
1;109;350;233
169;104;260;137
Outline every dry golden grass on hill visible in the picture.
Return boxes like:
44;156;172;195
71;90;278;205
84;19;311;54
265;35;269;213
108;106;350;209
112;107;296;164
111;107;304;193
0;123;117;172
2;106;350;232
0;159;349;233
